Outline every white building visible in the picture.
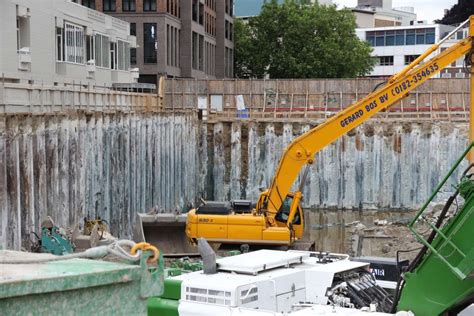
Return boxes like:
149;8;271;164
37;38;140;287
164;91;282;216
440;26;470;78
352;0;416;28
356;24;457;77
0;0;138;86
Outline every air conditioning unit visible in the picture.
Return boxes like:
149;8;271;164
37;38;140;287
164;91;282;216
18;47;31;63
441;72;452;78
86;60;96;73
18;47;31;70
131;67;139;82
455;72;466;78
128;35;137;48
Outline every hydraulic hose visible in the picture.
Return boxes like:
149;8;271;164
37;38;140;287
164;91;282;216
0;240;141;264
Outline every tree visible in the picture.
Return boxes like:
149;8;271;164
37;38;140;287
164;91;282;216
234;0;375;79
435;0;474;25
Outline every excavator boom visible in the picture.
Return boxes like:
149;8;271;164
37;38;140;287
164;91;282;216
146;17;474;258
262;31;474;221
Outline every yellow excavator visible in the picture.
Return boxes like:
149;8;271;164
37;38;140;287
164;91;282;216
135;17;474;254
185;18;474;249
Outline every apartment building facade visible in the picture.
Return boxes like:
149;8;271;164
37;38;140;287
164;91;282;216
75;0;234;83
0;0;137;85
356;24;462;78
353;0;416;28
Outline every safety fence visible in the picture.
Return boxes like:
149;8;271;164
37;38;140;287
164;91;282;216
0;80;161;115
164;78;471;122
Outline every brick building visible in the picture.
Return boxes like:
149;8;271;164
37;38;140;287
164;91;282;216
73;0;234;84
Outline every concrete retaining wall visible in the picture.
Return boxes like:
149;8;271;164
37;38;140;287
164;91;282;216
0;112;198;250
1;81;471;251
199;121;469;209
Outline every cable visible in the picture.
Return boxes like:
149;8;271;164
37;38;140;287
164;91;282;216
371;81;387;93
463;50;473;74
0;240;141;264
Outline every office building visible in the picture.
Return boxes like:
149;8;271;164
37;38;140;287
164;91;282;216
76;0;235;83
0;0;137;85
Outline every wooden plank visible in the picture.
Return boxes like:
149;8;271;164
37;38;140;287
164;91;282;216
45;116;59;224
33;117;47;234
153;115;160;208
19;117;35;249
110;113;120;235
130;115;137;216
160;116;166;210
102;113;111;225
146;114;153;210
140;114;147;212
68;115;78;227
58;116;70;227
84;114;95;219
76;114;87;225
117;113;128;237
230;122;241;200
0;117;8;249
123;113;131;236
95;113;104;221
175;115;183;210
6;116;21;250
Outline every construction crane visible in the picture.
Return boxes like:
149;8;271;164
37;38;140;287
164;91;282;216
184;17;474;248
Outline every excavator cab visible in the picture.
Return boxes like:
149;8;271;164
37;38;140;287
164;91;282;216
274;194;304;240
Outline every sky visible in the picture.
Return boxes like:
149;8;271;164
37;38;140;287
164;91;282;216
332;0;458;24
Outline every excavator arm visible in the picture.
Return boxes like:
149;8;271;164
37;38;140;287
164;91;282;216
259;20;474;225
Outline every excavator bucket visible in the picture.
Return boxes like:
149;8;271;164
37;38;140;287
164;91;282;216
133;213;198;256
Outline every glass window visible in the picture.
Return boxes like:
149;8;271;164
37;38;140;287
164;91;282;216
122;0;135;11
199;3;204;25
86;35;93;62
94;33;109;67
167;25;171;66
130;22;136;64
56;27;63;61
378;56;394;66
375;36;384;46
103;0;116;11
275;196;301;225
199;34;204;71
143;0;156;11
192;31;199;69
117;40;130;70
64;22;85;64
406;30;415;45
83;0;96;9
367;35;375;46
416;33;425;44
144;23;157;63
404;55;419;65
395;30;405;45
192;0;198;22
130;48;136;64
385;31;395;46
426;31;435;44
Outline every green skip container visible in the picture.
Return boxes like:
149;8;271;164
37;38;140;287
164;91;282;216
0;250;163;315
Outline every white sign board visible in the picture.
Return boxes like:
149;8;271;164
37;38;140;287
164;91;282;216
210;95;223;111
235;95;246;111
197;96;207;109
